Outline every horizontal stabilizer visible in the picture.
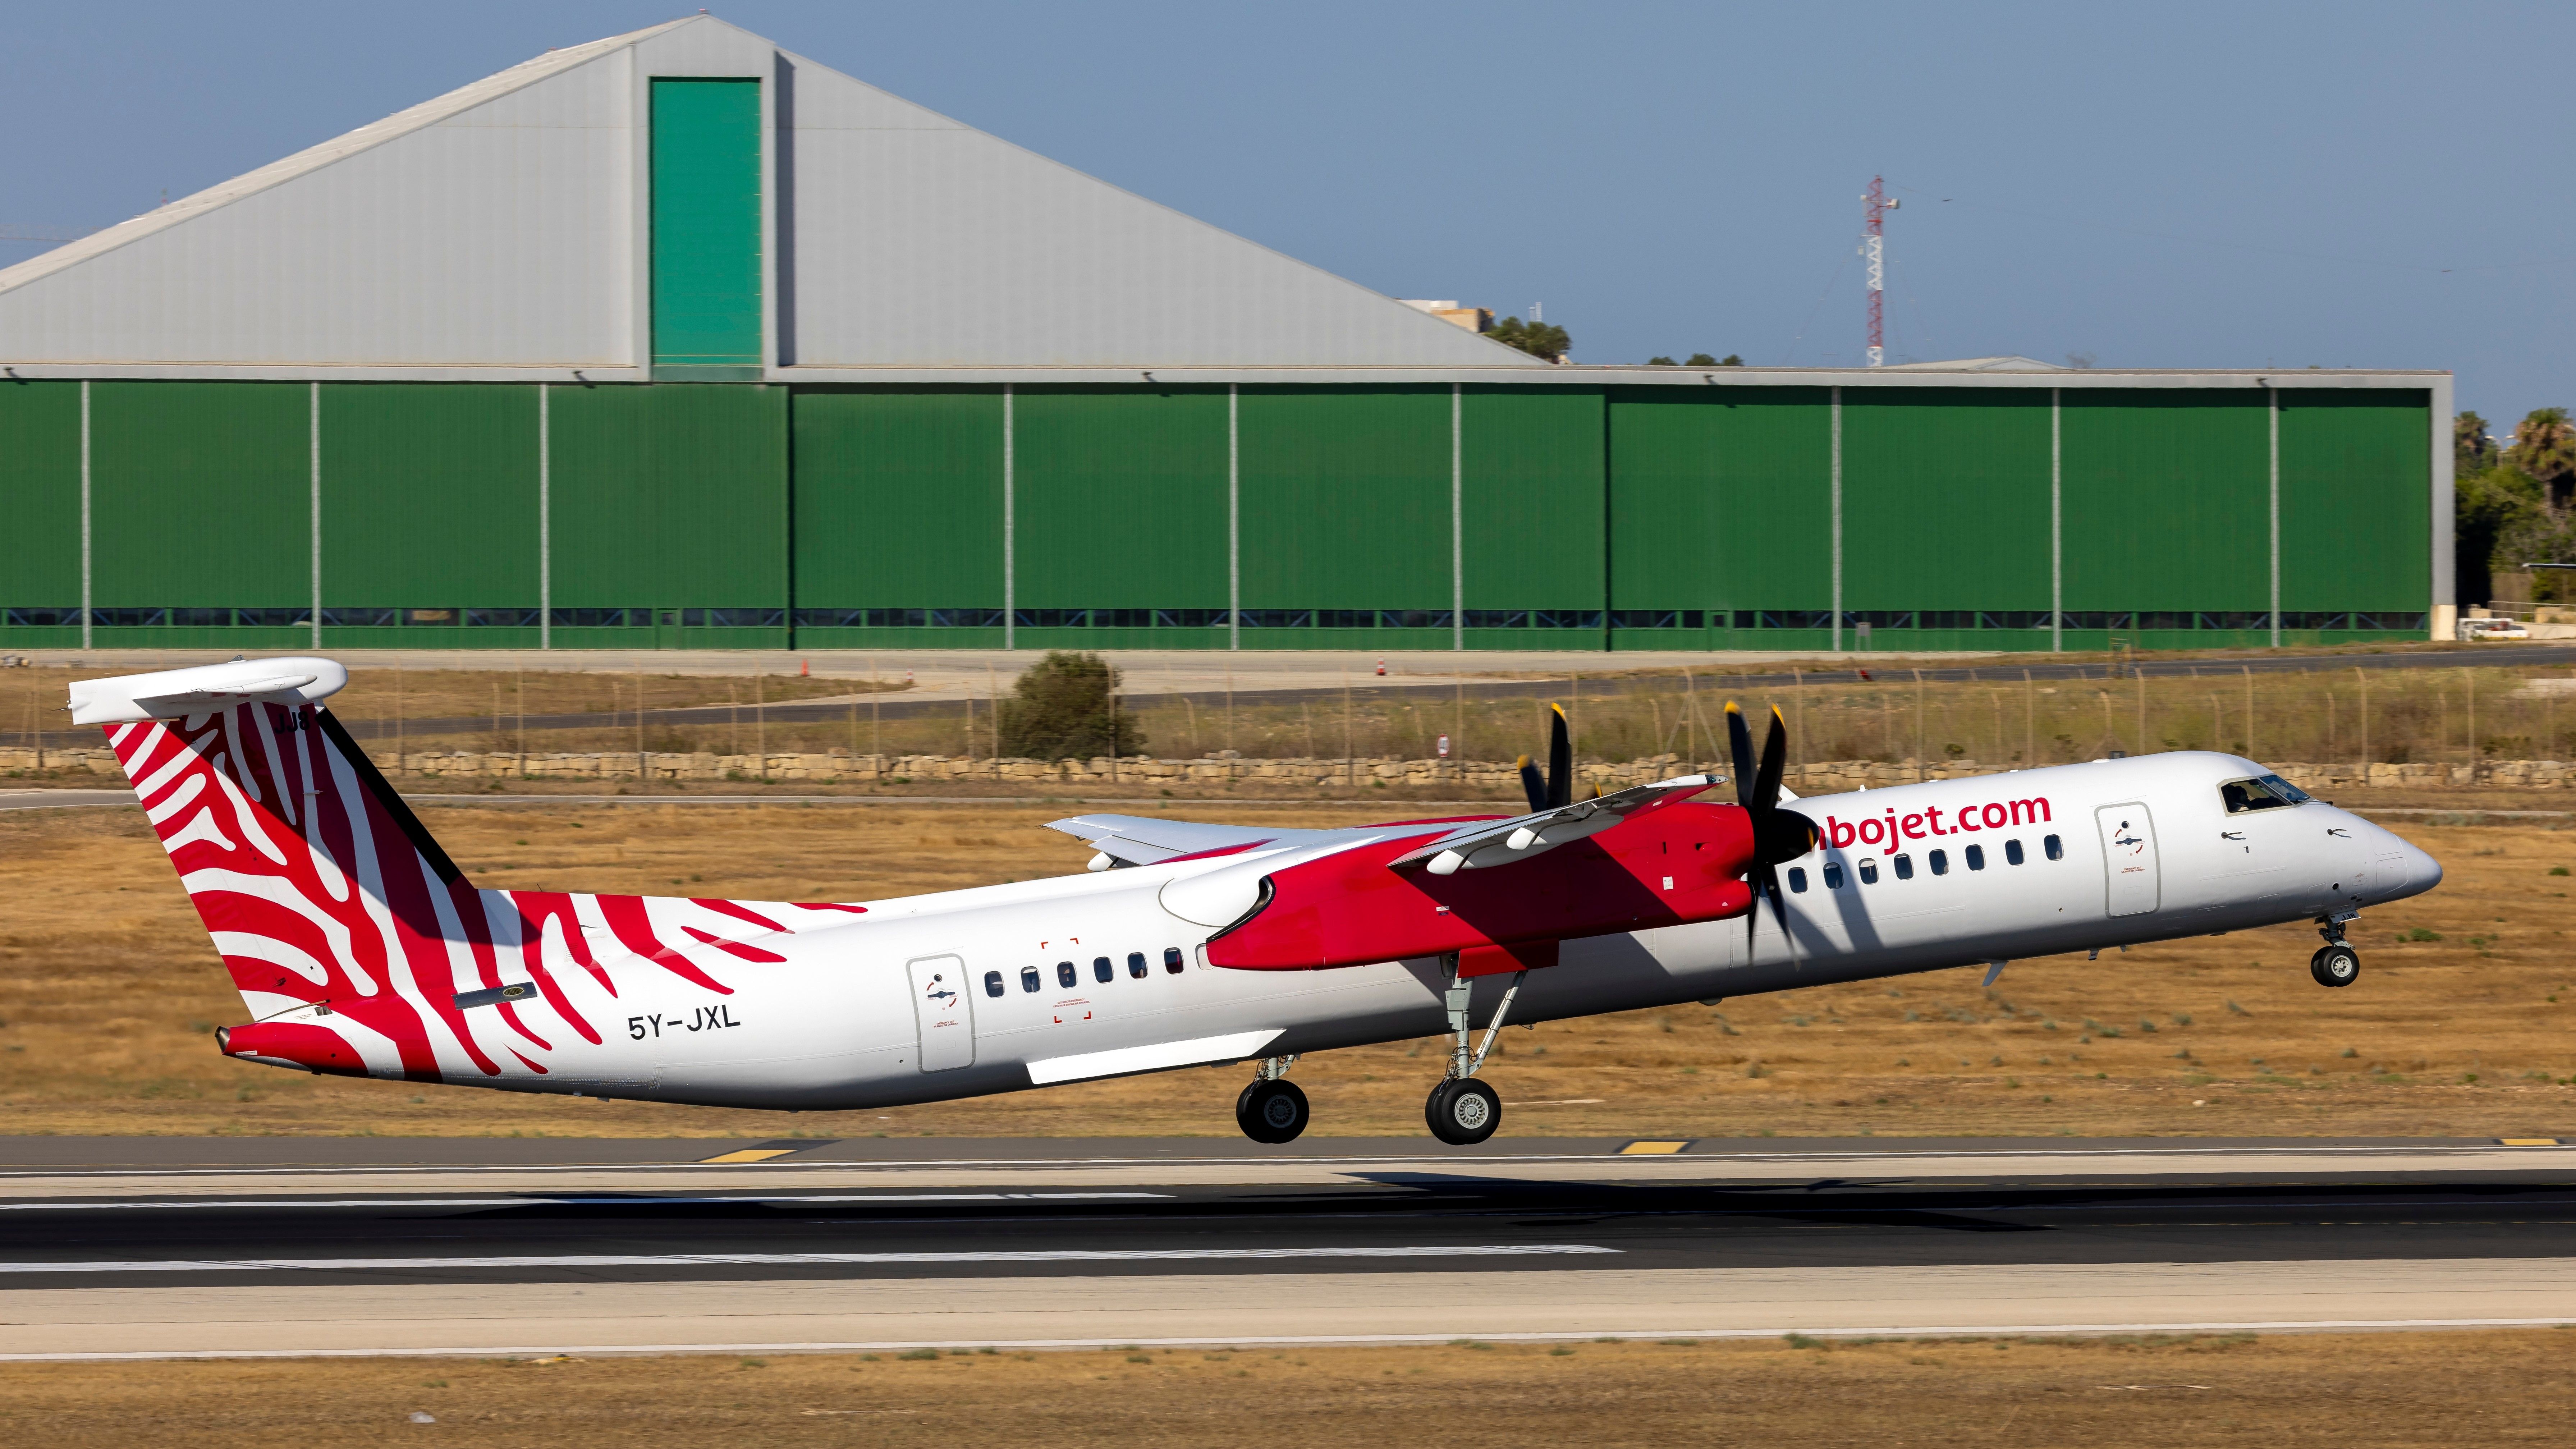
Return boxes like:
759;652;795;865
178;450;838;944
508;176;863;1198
1045;813;1347;867
69;657;348;725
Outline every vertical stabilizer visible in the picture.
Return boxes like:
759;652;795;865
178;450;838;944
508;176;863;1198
75;657;862;1089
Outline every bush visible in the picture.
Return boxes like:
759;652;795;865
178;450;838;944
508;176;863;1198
995;651;1148;761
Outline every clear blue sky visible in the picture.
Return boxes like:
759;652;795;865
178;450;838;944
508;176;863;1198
4;1;2566;423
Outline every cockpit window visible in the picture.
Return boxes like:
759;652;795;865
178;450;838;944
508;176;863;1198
2259;773;2312;804
2220;775;2309;813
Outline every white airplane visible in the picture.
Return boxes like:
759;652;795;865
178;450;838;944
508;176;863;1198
67;656;2440;1146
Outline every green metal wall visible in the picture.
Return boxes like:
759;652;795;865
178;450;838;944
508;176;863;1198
90;382;309;649
2061;390;2272;647
1608;386;1835;651
1844;389;2054;648
2280;390;2431;616
1014;385;1230;649
549;383;788;647
791;387;1005;647
1238;385;1453;648
1462;386;1606;645
650;78;764;379
0;381;83;645
0;379;2434;654
320;384;541;647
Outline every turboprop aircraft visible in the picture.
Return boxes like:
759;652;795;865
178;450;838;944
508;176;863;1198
66;656;2440;1146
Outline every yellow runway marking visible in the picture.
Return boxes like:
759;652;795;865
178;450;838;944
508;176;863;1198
699;1149;798;1164
2499;1138;2562;1147
1618;1141;1693;1156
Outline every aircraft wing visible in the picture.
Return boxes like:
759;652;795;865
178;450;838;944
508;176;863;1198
1045;813;1359;867
1386;774;1723;873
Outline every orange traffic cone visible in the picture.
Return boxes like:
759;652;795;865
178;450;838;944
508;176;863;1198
1375;657;1386;677
800;658;810;677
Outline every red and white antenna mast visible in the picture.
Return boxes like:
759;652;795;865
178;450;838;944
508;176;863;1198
1862;175;1898;367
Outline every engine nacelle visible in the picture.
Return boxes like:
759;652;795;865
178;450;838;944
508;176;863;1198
1205;801;1757;970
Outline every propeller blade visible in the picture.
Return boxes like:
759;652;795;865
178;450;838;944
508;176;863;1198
1516;754;1547;814
1753;706;1789;813
1724;702;1757;809
1746;859;1785;947
1546;703;1572;810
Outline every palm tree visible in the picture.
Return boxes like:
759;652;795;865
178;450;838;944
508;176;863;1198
2511;407;2576;509
2456;411;2497;477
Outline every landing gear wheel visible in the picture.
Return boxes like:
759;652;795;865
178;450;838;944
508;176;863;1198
1236;1079;1310;1144
1425;1078;1502;1146
2310;943;2360;989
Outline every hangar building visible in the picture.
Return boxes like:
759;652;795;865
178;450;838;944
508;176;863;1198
0;15;2450;654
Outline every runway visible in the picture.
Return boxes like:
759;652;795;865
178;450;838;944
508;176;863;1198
2;1135;2570;1359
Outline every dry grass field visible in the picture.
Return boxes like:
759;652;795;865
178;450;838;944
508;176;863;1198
0;1331;2568;1447
1;797;2570;1141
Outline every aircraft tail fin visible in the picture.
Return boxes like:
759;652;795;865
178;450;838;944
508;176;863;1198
78;658;476;1033
77;656;865;1088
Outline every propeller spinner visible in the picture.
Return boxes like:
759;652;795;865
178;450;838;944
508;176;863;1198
1725;701;1821;943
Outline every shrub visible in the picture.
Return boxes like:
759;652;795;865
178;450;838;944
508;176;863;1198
995;651;1148;761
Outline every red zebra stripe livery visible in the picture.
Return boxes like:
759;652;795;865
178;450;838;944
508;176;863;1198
104;701;864;1084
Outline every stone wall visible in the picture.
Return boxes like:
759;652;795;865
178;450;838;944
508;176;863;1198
0;745;2563;794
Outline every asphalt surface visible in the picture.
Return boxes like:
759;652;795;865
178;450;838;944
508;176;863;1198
4;1136;2569;1291
6;1136;2571;1356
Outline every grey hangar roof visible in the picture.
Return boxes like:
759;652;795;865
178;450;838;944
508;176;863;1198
0;15;2442;393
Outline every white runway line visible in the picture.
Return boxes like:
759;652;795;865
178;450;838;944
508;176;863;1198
4;1142;2568;1201
0;1245;1620;1275
0;1191;1167;1212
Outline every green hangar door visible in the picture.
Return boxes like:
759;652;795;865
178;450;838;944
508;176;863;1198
651;77;763;381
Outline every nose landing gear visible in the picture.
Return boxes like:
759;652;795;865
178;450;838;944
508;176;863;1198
2311;911;2361;988
1236;1055;1307;1144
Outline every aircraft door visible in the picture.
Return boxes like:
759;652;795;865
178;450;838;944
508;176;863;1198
2096;803;2160;917
905;954;976;1072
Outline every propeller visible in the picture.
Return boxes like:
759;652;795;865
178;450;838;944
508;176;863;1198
1725;701;1822;943
1515;703;1576;813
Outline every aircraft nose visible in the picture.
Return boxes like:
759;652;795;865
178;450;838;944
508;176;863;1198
2382;830;2443;900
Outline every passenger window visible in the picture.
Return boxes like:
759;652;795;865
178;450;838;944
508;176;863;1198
1929;848;1948;876
1965;844;1986;871
1824;862;1845;889
1093;956;1114;983
1057;960;1076;989
1127;952;1149;979
2044;833;2063;861
1021;966;1041;993
2005;838;2026;866
983;970;1004;998
1891;853;1914;880
1164;946;1186;973
1857;858;1879;885
1787;866;1808;893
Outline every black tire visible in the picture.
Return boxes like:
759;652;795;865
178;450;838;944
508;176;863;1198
2311;943;2360;989
1425;1078;1502;1146
1235;1079;1310;1144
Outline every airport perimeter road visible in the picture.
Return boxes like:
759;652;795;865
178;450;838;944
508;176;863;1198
14;643;2575;747
1;1136;2571;1359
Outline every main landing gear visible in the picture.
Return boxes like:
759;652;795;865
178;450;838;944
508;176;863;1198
2311;911;2361;989
1424;960;1527;1146
1236;1054;1308;1144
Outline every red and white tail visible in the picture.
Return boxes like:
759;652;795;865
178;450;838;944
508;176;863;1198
75;658;862;1085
